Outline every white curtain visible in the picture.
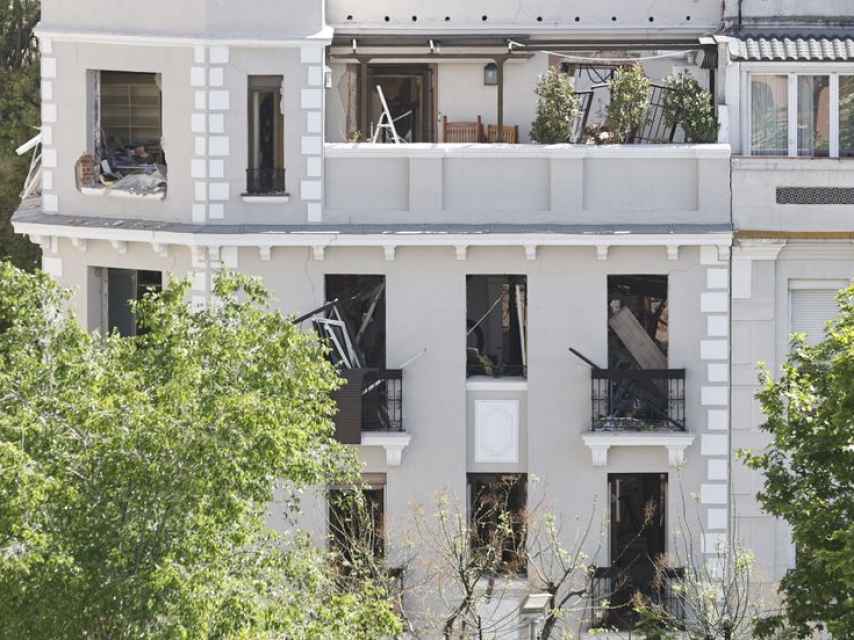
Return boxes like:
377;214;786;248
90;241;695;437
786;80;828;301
751;75;788;156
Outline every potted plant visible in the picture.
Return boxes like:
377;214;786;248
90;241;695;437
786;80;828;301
662;71;719;143
530;66;581;144
607;64;651;143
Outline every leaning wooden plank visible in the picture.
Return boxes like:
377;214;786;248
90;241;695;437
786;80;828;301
608;306;667;370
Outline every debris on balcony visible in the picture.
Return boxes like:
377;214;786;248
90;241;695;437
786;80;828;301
79;70;167;198
14;130;43;200
466;275;527;378
294;276;405;441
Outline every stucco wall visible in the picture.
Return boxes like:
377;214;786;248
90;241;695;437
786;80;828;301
41;0;323;39
733;159;854;232
326;0;722;30
45;240;718;588
731;240;854;583
724;0;854;20
40;39;324;227
323;144;732;226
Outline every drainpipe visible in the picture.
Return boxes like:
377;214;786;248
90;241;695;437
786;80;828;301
737;0;743;32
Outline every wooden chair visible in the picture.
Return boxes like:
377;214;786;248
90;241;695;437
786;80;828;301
442;115;484;143
486;123;519;144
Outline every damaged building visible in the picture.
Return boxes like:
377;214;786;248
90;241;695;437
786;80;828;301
16;0;854;634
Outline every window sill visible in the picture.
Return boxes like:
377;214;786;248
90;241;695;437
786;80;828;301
466;376;528;392
241;193;290;203
81;186;166;201
581;431;695;467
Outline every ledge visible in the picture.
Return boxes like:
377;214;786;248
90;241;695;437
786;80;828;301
241;193;290;203
466;376;528;392
581;431;696;467
81;186;166;201
360;431;411;466
732;157;854;172
325;142;732;160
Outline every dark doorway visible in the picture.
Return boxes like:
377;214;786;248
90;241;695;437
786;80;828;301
366;65;434;142
107;269;162;337
328;475;386;565
247;75;285;194
606;473;667;629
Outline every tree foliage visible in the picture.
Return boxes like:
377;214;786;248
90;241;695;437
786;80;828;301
0;263;401;640
741;285;854;638
607;64;651;144
662;71;719;143
530;66;581;144
0;0;40;270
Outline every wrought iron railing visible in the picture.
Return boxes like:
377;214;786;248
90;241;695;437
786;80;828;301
245;168;286;195
361;369;403;432
631;83;682;144
587;566;685;631
590;368;686;432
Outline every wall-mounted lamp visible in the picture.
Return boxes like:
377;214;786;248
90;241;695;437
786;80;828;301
483;62;499;86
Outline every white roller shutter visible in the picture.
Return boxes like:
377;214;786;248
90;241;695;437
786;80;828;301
790;286;843;345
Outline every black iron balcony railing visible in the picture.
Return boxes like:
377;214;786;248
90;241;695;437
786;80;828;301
591;368;686;432
333;368;403;444
362;369;403;432
245;168;287;195
587;566;686;631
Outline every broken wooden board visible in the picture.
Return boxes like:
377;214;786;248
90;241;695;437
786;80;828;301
608;306;667;369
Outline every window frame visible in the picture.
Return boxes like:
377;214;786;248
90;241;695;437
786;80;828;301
743;64;854;158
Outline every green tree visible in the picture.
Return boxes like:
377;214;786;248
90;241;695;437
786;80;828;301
0;263;402;640
530;66;581;144
607;64;651;144
0;0;40;270
741;285;854;638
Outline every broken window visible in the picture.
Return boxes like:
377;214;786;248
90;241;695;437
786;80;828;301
597;276;682;431
323;275;386;369
466;275;527;378
607;275;668;370
81;70;166;197
468;473;527;575
328;474;386;565
246;75;286;195
106;268;162;337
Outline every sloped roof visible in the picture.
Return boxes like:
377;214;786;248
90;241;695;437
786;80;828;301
731;35;854;61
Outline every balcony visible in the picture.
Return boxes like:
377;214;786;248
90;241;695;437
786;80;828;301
587;566;685;632
581;368;695;467
591;368;686;433
333;368;410;466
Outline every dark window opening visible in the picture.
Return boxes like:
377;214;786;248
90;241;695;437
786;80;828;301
320;276;402;442
324;275;386;369
84;71;166;197
365;65;435;143
600;276;680;431
328;477;385;566
591;473;670;630
246;75;286;195
107;268;162;337
608;275;668;370
468;473;527;576
466;275;527;378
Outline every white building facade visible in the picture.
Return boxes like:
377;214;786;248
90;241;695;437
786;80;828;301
13;0;854;635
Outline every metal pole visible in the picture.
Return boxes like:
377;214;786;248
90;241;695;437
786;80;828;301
496;57;506;141
359;59;369;136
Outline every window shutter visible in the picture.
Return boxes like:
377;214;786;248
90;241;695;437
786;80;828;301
790;289;839;345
